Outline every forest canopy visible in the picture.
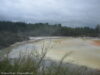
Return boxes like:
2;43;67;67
0;21;100;49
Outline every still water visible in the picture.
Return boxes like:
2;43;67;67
6;37;100;69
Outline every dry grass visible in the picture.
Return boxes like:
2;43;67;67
0;46;100;75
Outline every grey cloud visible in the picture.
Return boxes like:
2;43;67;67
0;0;100;27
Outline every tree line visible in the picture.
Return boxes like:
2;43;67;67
0;21;100;49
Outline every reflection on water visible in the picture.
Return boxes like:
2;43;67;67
7;37;100;69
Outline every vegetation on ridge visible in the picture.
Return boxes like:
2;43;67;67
0;21;100;49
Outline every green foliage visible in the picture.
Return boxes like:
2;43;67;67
0;21;99;37
0;21;100;49
0;52;100;75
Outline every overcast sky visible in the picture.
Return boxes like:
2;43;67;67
0;0;100;27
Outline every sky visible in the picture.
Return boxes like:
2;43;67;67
0;0;100;27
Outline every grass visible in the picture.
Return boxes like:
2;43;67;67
0;47;100;75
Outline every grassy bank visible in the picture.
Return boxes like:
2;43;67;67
0;51;100;75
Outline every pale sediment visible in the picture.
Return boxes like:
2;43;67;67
6;37;100;69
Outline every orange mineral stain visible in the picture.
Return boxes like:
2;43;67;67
92;40;100;46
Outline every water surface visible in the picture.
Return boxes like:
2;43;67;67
6;37;100;69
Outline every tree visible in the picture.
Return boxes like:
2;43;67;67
95;24;100;37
